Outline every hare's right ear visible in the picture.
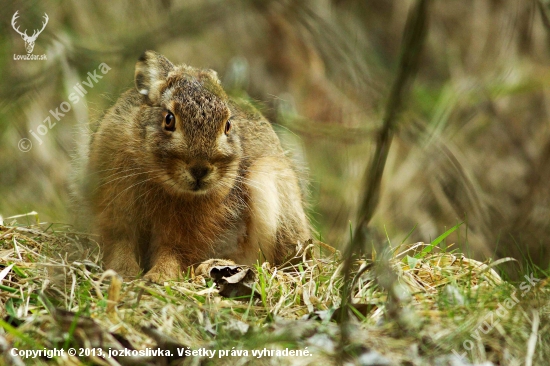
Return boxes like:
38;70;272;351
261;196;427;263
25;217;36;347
135;51;174;103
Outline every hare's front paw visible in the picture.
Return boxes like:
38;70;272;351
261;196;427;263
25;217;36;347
143;262;182;283
105;258;141;281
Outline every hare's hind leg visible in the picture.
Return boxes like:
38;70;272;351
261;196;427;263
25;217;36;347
240;157;310;265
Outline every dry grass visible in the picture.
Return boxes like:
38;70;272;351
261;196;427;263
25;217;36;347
1;215;548;365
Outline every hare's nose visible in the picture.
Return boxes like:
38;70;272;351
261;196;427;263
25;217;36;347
190;165;211;181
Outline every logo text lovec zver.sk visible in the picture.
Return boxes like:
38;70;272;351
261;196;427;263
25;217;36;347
12;10;48;61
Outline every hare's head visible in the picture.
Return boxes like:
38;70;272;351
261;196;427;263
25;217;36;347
134;51;242;197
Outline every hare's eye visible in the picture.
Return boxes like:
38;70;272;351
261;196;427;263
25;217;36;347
224;119;232;135
163;112;176;131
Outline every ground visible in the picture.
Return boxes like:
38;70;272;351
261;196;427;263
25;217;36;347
0;216;549;366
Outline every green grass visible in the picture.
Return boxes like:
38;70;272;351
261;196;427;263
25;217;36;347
0;220;549;365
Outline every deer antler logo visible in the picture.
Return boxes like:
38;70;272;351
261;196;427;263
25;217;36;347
11;11;49;54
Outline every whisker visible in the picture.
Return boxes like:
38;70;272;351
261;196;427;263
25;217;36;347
101;174;163;214
94;168;165;191
84;166;143;178
129;176;172;210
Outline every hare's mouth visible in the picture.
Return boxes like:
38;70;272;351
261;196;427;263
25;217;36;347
161;176;212;196
190;179;210;193
172;174;213;194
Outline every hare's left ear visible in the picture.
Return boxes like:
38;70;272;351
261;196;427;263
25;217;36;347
135;50;174;104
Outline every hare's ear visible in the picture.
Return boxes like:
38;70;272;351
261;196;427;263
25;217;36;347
135;51;174;103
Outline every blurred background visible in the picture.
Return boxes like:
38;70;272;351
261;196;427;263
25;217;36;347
1;0;549;276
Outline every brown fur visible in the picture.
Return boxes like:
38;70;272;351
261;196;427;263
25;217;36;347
85;51;310;282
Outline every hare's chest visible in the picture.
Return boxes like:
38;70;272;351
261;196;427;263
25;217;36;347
210;217;247;258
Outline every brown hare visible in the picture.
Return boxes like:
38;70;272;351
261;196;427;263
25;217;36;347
84;51;310;282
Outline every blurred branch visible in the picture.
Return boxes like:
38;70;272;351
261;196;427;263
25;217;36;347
537;0;550;30
338;0;431;350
